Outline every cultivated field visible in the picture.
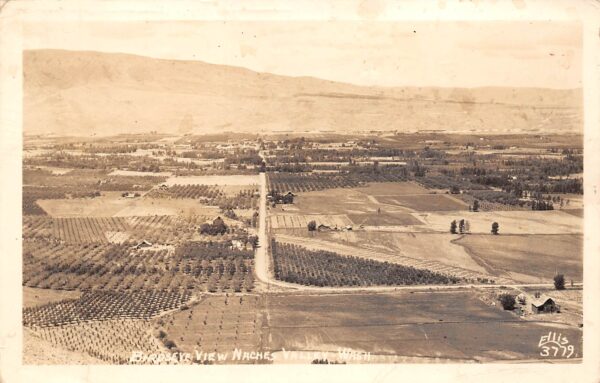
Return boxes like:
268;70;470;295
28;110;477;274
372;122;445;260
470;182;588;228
23;215;219;244
271;241;460;287
155;294;264;363
265;291;583;362
37;196;220;217
23;240;255;293
455;234;582;283
28;319;164;364
318;231;488;275
274;234;509;284
21;131;585;365
23;328;106;364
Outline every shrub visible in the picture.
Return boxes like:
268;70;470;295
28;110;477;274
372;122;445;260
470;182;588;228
499;293;516;310
163;339;177;349
491;222;499;235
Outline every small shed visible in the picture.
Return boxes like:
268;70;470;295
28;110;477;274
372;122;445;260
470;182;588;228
133;240;153;250
317;224;332;232
531;295;559;314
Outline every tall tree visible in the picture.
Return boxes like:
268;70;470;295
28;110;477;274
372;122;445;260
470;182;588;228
491;222;499;235
464;220;471;234
450;220;457;234
554;274;565;290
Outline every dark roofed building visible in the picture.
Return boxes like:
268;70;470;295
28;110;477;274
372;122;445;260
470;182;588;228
531;295;559;314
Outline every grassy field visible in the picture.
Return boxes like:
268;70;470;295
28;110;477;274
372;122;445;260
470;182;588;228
265;291;583;362
419;210;582;234
455;234;582;282
23;287;81;308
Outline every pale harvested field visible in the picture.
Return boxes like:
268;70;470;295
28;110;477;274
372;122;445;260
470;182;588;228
455;234;582;282
347;212;423;226
114;199;220;217
417;210;582;235
164;175;258;186
29;165;74;175
355;182;429;195
38;196;219;217
292;188;390;215
37;196;128;217
270;214;352;229
375;194;468;211
23;287;81;308
321;231;488;274
290;182;466;216
109;169;172;177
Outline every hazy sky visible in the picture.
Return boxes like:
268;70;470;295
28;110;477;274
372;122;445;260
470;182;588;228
24;20;582;89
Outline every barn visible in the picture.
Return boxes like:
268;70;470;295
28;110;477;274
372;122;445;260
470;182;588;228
530;295;559;314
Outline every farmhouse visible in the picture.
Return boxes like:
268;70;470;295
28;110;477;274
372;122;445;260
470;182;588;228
531;295;559;314
231;239;245;250
317;224;332;232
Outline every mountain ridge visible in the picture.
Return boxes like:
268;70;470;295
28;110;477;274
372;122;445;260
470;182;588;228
24;49;583;136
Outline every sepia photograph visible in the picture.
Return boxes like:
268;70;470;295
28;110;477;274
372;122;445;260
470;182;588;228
1;1;599;382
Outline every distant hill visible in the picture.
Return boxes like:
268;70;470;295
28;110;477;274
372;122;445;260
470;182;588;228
24;49;582;136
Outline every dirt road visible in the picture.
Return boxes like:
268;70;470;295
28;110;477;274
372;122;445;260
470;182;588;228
254;172;270;286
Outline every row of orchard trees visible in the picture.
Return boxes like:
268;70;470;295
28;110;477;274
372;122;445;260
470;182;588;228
271;240;460;287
